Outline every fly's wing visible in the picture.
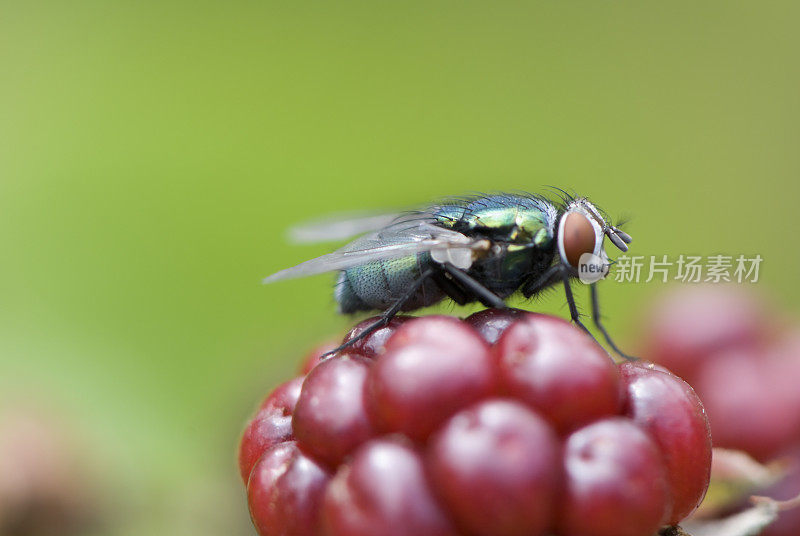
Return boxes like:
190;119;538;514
287;211;406;244
263;215;484;283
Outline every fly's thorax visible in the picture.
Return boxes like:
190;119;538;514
462;207;550;243
468;241;555;296
433;194;558;248
428;195;561;293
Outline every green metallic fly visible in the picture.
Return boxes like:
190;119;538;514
263;192;633;359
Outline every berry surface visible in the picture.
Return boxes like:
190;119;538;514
322;438;459;536
292;355;377;467
247;441;331;536
558;417;669;536
493;313;620;433
239;376;304;483
427;399;561;536
340;315;412;359
366;317;495;441
620;362;712;524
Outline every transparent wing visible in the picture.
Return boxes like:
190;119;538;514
287;211;406;244
263;216;483;283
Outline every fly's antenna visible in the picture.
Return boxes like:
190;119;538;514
581;201;632;252
606;214;633;251
605;226;632;252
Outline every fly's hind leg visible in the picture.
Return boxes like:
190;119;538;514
322;267;437;359
322;264;506;359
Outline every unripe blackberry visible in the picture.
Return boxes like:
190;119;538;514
322;438;458;536
640;285;769;382
639;287;800;533
298;342;338;375
292;356;377;467
558;417;669;536
366;317;495;441
427;399;561;536
341;315;412;359
240;310;713;536
620;362;712;524
247;442;330;536
493;314;620;433
640;286;800;462
239;376;304;483
464;307;527;344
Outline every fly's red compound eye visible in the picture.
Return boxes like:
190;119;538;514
560;212;597;268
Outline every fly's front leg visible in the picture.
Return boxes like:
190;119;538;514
560;268;626;361
589;283;639;361
560;267;593;335
521;264;562;298
322;267;436;358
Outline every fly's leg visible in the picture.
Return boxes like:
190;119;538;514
432;270;470;306
558;267;618;361
321;267;436;359
589;283;639;361
560;267;592;335
521;264;562;298
560;269;630;361
440;263;507;309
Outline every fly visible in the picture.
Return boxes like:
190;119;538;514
263;192;634;359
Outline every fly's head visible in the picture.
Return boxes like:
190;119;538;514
556;198;632;277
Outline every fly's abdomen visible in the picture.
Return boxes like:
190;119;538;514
335;253;443;314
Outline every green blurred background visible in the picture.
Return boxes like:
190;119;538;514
1;1;798;534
